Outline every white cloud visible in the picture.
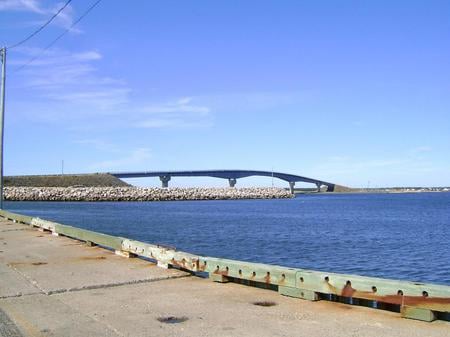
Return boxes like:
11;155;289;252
136;119;182;129
11;45;214;130
14;47;130;112
136;118;212;129
135;97;212;129
141;97;210;115
313;156;406;176
351;120;365;127
1;0;78;31
89;148;152;171
12;47;213;131
177;97;192;105
47;1;78;32
311;151;441;187
27;63;96;87
73;51;102;61
48;88;131;110
11;48;102;67
410;146;432;154
0;0;44;13
73;139;119;153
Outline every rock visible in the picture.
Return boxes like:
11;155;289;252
4;187;293;202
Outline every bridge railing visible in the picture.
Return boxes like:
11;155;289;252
1;209;448;322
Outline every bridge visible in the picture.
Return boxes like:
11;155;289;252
108;170;337;193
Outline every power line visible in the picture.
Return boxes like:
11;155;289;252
15;0;103;72
7;0;74;50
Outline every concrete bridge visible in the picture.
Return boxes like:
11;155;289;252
108;170;337;193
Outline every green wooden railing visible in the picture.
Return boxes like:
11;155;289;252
1;209;449;322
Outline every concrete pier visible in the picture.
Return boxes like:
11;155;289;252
159;175;171;188
228;178;237;187
289;181;295;194
0;218;449;336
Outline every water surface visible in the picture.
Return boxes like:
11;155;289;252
6;192;450;285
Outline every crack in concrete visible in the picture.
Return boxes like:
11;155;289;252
46;273;191;295
1;263;190;299
0;292;42;300
0;229;31;233
6;267;47;294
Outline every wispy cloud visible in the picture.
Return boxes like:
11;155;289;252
410;146;432;154
351;120;366;127
136;118;212;129
135;97;212;129
0;0;44;13
47;1;79;32
11;48;102;67
73;139;120;153
15;48;105;87
315;156;407;175
141;97;210;115
12;47;214;131
311;147;439;187
48;88;131;110
14;47;130;113
89;148;152;171
1;0;78;31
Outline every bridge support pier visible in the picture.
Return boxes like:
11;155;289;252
288;182;295;194
159;175;171;188
228;178;237;188
316;183;321;192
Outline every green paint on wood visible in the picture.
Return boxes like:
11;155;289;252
1;209;450;320
0;210;33;224
278;286;319;301
209;274;229;283
205;257;297;288
55;224;123;250
401;306;436;322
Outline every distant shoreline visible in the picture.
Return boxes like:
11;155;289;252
294;187;450;194
342;187;449;193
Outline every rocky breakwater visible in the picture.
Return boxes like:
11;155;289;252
5;186;293;201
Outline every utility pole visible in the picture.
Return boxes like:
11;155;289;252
0;48;6;209
61;160;64;175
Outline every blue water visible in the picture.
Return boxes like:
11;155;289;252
5;193;450;285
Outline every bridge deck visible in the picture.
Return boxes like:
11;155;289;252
109;169;337;191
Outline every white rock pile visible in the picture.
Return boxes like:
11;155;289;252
4;187;293;201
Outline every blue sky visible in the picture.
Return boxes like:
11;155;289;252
1;0;449;188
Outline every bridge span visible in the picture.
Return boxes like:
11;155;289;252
108;170;337;193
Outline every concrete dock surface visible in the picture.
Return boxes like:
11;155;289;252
0;219;448;337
